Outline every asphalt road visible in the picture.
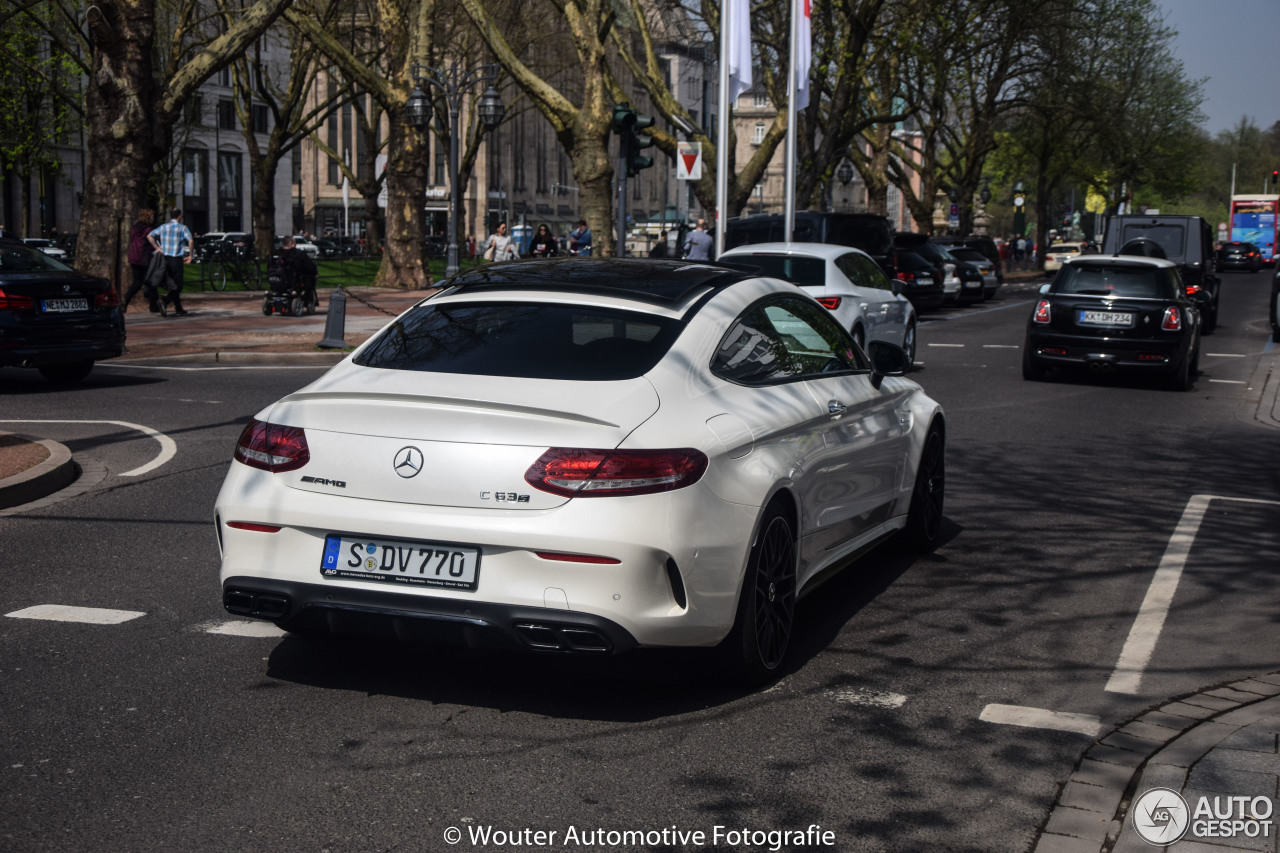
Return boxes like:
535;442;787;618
1;270;1278;853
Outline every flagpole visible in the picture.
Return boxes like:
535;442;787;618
714;2;732;260
783;0;799;242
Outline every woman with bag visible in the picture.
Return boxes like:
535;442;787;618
529;223;558;257
482;222;519;262
122;209;159;313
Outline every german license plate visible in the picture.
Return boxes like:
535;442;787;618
320;534;480;591
42;298;88;313
916;276;932;285
1078;310;1133;327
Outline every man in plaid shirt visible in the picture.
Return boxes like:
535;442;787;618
147;207;192;315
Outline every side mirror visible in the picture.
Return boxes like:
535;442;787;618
890;279;904;295
1190;288;1212;306
1038;283;1051;295
867;339;910;389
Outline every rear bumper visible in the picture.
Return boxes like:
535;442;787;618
1025;329;1186;371
0;327;125;367
902;284;946;311
223;575;638;654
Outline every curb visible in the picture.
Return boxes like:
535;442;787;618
0;435;77;511
1033;672;1280;852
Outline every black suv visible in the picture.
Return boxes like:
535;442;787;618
932;234;1004;284
1101;215;1220;333
724;212;897;277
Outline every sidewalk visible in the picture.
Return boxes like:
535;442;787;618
1036;674;1280;852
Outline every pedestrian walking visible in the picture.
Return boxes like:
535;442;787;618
683;218;713;261
529;224;558;257
122;208;160;313
482;222;519;262
649;230;671;258
146;207;193;315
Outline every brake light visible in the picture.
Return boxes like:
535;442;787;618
1161;306;1182;331
95;289;119;308
1033;299;1052;324
1185;284;1201;296
0;288;34;310
525;448;708;498
233;418;310;472
895;272;915;283
816;296;842;310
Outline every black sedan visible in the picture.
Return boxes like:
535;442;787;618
0;238;124;383
1215;241;1264;273
891;249;946;311
1022;255;1207;390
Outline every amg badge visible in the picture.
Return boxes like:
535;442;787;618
300;476;347;488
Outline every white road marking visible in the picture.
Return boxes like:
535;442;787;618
825;688;907;709
1208;379;1246;385
1206;353;1245;358
928;343;965;348
982;345;1019;349
979;704;1102;736
6;605;145;624
1106;495;1280;694
0;419;176;477
203;620;285;638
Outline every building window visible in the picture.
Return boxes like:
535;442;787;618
752;122;766;145
185;95;203;127
217;100;235;131
183;149;207;197
252;104;268;134
435;144;447;187
753;92;768;108
218;152;242;200
218;67;231;87
326;80;340;186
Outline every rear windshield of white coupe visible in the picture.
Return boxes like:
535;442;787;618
354;301;682;380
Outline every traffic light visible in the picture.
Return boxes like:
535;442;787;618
1272;169;1278;185
612;102;656;178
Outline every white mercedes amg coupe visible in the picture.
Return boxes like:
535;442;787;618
214;258;945;682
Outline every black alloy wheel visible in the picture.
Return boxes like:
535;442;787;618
726;503;796;684
902;425;945;552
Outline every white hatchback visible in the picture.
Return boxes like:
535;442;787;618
719;242;918;366
214;259;945;682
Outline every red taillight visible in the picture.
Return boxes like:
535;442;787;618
233;418;310;472
815;296;842;310
1162;306;1182;331
1185;284;1201;296
0;288;35;310
226;521;282;533
95;289;119;308
895;271;915;283
1033;299;1052;324
525;448;708;498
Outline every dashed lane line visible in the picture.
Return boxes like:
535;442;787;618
1206;353;1246;358
979;704;1102;736
982;345;1019;349
6;605;145;624
928;343;965;348
1208;379;1247;385
826;688;907;709
202;620;286;638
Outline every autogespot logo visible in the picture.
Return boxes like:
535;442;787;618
1133;788;1190;845
393;446;424;479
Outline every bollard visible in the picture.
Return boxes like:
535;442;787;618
318;287;348;349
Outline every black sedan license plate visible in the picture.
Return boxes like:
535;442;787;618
321;534;480;591
1078;309;1133;327
42;298;88;313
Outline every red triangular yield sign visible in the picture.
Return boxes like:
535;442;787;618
681;152;699;174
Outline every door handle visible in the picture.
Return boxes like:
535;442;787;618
828;400;846;415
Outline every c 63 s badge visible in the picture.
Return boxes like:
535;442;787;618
481;491;530;503
301;476;347;488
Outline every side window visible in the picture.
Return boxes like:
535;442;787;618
834;253;866;287
854;255;891;290
712;296;867;385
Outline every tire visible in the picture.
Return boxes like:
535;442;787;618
262;297;273;316
1022;345;1047;381
290;296;304;317
38;360;94;384
723;502;797;685
213;264;228;292
306;294;318;315
902;322;917;371
852;326;866;355
901;424;945;553
1168;342;1194;391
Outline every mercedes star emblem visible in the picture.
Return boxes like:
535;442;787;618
393;446;424;478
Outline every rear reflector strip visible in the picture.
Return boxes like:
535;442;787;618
226;521;282;533
535;552;621;564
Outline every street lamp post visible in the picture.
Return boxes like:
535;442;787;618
406;62;505;278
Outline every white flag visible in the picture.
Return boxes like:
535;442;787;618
795;0;811;110
727;0;752;103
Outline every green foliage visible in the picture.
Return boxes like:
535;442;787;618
0;10;83;184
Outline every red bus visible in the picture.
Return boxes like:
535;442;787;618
1229;195;1279;260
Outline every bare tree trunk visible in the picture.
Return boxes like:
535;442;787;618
375;118;428;288
251;159;276;262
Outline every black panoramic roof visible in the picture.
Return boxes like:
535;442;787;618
441;258;755;305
